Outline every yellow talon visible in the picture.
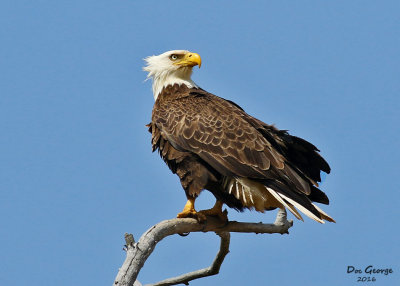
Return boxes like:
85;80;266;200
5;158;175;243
177;199;228;222
177;198;207;222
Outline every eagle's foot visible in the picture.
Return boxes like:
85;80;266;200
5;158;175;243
176;198;207;222
198;208;228;222
198;201;228;222
177;209;207;222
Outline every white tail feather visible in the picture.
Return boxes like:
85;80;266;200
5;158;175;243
225;178;334;223
265;187;304;221
312;203;336;222
278;193;325;224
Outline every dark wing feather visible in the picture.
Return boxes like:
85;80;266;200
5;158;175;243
245;116;330;183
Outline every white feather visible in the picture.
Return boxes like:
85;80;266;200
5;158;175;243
235;181;240;199
249;191;254;205
143;50;198;100
312;203;335;222
241;184;247;205
265;187;304;221
278;193;325;224
228;182;233;194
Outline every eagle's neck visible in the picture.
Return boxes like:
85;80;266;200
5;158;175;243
152;68;198;100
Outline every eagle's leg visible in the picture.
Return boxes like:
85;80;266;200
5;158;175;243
177;198;207;221
198;200;228;222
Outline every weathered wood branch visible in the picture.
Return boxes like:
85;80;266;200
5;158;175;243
113;209;293;286
147;232;230;286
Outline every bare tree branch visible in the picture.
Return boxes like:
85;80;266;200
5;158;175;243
113;209;293;286
147;232;230;286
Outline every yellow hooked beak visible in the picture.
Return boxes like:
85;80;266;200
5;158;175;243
174;52;202;68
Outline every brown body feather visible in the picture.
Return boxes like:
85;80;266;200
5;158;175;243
148;84;334;223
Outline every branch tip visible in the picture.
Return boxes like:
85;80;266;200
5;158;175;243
124;233;135;247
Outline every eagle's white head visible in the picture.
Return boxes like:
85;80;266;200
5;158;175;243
143;50;202;100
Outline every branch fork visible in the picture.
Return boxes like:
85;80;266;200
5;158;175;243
113;209;293;286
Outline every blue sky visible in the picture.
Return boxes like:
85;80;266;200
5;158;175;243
1;1;399;285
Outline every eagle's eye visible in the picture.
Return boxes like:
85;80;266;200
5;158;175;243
170;54;178;61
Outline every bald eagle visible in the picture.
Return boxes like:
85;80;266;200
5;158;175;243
144;50;334;223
